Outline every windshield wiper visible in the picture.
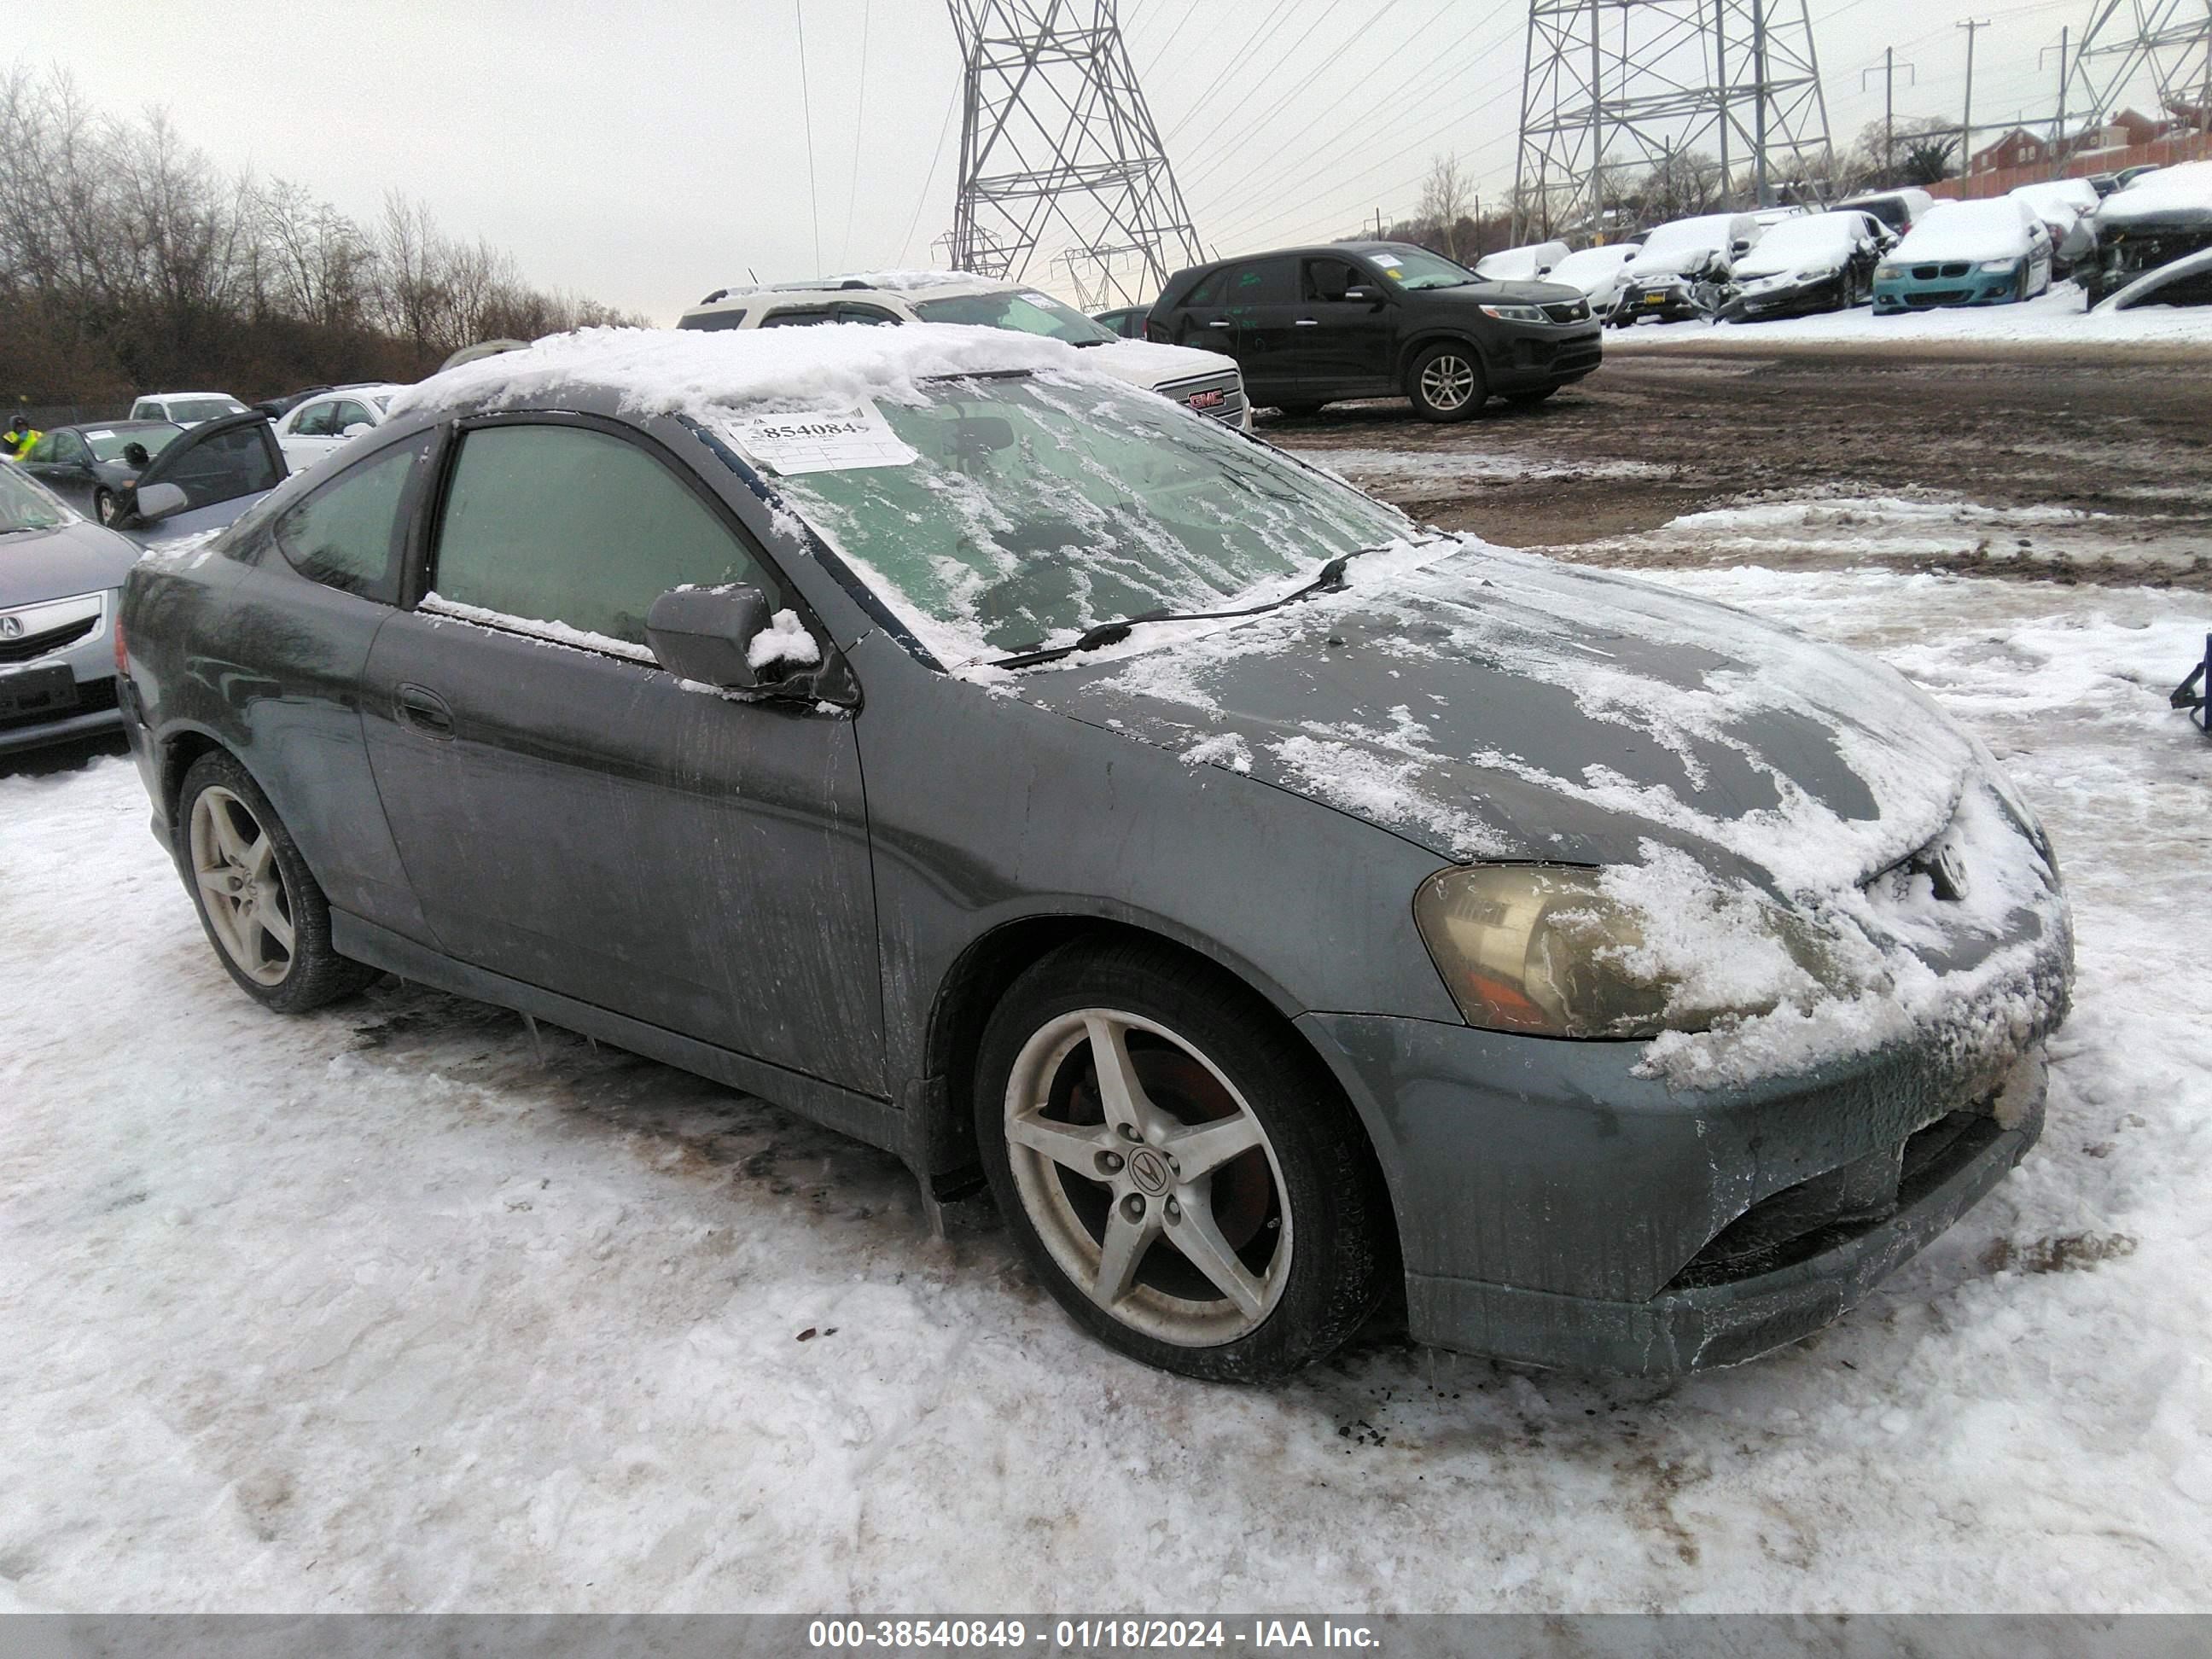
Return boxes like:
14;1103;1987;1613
986;539;1418;670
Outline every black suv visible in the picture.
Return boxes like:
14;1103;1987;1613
1144;241;1601;421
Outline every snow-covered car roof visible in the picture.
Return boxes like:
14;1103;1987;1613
1550;245;1636;274
386;323;1091;427
2095;160;2212;228
1732;212;1867;275
1893;197;2040;262
703;270;1002;302
1472;242;1569;281
2011;178;2098;219
1639;212;1755;256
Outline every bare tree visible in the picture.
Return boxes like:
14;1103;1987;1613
1418;153;1474;261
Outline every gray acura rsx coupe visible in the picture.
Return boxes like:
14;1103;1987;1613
116;326;2071;1381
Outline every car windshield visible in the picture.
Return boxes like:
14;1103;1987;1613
1366;246;1477;290
1741;217;1855;265
1641;218;1734;258
0;464;73;533
1551;247;1632;280
168;398;244;422
740;372;1409;662
85;424;183;463
909;289;1115;345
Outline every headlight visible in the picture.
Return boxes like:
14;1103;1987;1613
1875;263;1901;281
1978;259;2018;273
1412;864;1849;1039
1478;303;1548;323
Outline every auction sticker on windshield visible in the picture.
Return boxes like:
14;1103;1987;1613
722;405;918;475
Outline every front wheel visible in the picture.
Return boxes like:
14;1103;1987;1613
975;941;1390;1381
1406;343;1486;422
179;751;379;1012
94;487;117;525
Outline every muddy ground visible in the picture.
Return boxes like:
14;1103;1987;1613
1269;341;2212;589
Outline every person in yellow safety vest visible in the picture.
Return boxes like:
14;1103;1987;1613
3;416;42;461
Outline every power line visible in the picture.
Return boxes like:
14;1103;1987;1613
1173;0;1377;164
838;0;872;271
795;0;821;271
897;84;960;268
1161;0;1307;143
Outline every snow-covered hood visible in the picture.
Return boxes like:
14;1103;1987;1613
1895;203;2035;264
1625;243;1722;281
1024;540;1997;893
2095;160;2212;230
1084;337;1239;391
1;517;140;607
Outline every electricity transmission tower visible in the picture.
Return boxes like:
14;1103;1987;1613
946;1;1205;309
1513;0;1835;241
2062;0;2212;135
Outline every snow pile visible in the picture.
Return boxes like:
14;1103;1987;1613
386;324;1089;425
1615;280;2212;343
746;608;821;672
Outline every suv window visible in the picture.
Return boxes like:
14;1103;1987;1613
760;307;835;328
1303;258;1364;301
130;400;160;422
430;423;771;649
275;442;416;601
1183;269;1227;307
1224;259;1298;305
678;308;748;331
836;303;900;325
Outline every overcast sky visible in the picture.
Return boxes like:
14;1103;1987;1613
8;0;2154;322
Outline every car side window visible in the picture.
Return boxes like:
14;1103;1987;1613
294;400;340;438
759;307;835;328
155;422;283;510
332;400;375;432
1303;258;1361;302
682;308;748;330
835;304;899;325
429;423;772;649
1183;270;1226;306
130;401;157;422
1226;259;1297;306
53;432;90;465
274;443;416;602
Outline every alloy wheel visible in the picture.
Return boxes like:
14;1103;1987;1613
189;785;296;986
1002;1008;1291;1347
1417;354;1477;413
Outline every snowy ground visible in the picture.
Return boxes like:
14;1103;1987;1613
4;561;2210;1613
1607;282;2212;350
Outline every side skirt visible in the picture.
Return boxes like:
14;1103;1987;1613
331;911;911;1161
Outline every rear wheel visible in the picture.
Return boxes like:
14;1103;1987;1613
93;487;117;525
179;752;379;1013
975;940;1390;1381
1406;343;1486;422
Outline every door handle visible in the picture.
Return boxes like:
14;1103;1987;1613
395;683;455;739
1293;318;1320;326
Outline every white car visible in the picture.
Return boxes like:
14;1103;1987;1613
1472;240;1571;282
1613;212;1765;323
677;271;1252;431
1544;244;1641;313
273;385;405;470
126;392;248;428
2010;178;2102;273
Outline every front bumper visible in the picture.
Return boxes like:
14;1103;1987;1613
1476;321;1604;390
1299;967;2064;1374
0;591;125;755
1874;269;2021;311
1612;279;1707;323
1725;274;1846;322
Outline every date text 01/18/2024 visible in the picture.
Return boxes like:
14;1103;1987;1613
805;1619;1382;1650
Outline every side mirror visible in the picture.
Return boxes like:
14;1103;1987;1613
646;584;830;695
132;481;189;522
1731;239;1752;258
341;422;374;439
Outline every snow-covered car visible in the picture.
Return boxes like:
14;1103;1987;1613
126;392;249;428
1610;212;1764;324
678;271;1251;432
2010;178;2101;276
2081;160;2212;306
1544;244;1641;314
1834;188;1937;237
115;324;2070;1382
1720;211;1884;321
0;465;142;754
1873;198;2053;313
1472;240;1570;282
2094;243;2212;310
273;384;406;471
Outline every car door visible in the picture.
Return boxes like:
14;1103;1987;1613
20;430;98;513
1218;256;1306;400
119;412;289;545
358;414;885;1093
1295;255;1397;394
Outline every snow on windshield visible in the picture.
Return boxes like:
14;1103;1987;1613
744;373;1409;662
1737;215;1857;270
1640;216;1738;257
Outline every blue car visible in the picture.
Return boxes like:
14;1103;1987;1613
1874;197;2054;314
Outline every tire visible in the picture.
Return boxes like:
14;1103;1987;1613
93;487;116;526
975;940;1391;1382
1406;342;1486;422
1505;386;1559;406
178;751;379;1013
